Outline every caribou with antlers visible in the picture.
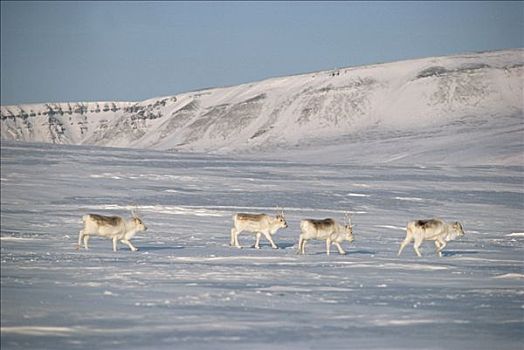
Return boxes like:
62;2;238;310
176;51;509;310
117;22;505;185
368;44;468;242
230;208;288;249
398;218;465;257
297;212;355;255
77;208;147;252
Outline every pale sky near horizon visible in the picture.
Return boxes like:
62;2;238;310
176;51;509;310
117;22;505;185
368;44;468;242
1;1;523;105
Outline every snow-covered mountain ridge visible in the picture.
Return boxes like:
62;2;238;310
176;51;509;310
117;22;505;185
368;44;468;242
1;49;523;163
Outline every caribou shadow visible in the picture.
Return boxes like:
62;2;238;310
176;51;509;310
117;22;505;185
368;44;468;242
250;242;296;249
278;242;297;249
442;250;479;257
348;249;377;255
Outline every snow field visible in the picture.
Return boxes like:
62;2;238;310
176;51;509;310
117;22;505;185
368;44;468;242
1;141;523;349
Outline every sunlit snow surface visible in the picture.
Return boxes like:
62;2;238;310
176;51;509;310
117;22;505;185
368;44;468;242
1;141;523;349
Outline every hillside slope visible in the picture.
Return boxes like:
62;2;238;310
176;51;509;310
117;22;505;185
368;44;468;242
1;49;523;164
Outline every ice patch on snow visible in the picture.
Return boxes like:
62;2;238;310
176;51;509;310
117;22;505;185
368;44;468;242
0;236;43;242
380;263;449;271
493;273;524;280
506;232;524;237
375;225;405;231
395;197;425;202
347;193;370;197
0;326;77;336
373;319;437;326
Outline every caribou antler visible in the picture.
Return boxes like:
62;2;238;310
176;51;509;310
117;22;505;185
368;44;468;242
131;204;141;218
345;211;353;227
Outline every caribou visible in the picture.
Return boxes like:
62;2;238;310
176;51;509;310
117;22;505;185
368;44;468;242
230;209;288;249
77;209;147;252
397;218;465;257
298;212;354;255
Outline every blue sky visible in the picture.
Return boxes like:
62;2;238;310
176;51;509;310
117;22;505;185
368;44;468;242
1;1;523;105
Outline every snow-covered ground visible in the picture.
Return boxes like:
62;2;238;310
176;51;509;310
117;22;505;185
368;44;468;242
1;141;523;349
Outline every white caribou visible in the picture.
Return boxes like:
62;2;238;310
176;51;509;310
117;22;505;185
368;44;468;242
298;213;354;255
230;209;288;249
77;210;147;252
397;218;465;257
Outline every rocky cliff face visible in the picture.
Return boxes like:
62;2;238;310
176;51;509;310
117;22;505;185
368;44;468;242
1;49;522;155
